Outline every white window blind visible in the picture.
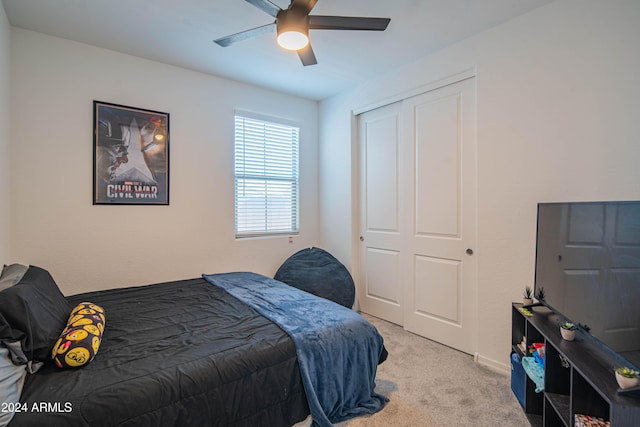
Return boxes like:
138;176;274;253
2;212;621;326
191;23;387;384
234;114;299;237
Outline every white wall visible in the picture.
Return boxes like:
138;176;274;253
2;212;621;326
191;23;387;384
10;29;319;295
319;0;640;370
0;3;10;264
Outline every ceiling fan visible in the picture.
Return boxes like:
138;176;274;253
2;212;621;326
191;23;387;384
214;0;391;66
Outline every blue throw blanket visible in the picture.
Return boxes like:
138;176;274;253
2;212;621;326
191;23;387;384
203;272;388;427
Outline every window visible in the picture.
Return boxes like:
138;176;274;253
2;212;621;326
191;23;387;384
234;113;299;237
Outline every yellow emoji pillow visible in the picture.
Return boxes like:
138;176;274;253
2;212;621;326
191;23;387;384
52;302;105;369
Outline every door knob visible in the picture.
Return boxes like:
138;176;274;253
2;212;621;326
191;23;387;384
466;248;474;255
360;236;364;242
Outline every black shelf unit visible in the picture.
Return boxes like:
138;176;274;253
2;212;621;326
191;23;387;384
511;303;640;426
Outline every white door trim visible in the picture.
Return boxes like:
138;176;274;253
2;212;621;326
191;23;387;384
352;67;476;116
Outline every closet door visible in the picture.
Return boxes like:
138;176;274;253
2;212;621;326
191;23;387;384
357;77;477;355
358;102;404;325
401;78;477;354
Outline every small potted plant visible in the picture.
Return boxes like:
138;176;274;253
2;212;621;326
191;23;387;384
560;321;576;341
614;367;639;389
522;286;533;305
535;287;545;302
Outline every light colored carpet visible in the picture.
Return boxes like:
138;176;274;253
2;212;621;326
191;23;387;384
334;314;531;427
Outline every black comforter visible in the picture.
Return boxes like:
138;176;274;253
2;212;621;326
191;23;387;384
11;278;309;427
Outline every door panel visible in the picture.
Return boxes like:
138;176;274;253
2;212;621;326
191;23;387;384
414;93;461;237
414;255;461;324
365;115;399;232
365;247;401;304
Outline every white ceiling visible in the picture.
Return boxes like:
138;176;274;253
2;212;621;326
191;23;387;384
2;0;555;100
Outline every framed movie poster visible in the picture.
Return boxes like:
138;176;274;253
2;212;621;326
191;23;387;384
93;101;169;205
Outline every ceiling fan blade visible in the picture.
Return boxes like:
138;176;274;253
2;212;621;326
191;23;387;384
297;43;317;66
245;0;282;17
309;16;390;31
290;0;318;14
214;23;276;47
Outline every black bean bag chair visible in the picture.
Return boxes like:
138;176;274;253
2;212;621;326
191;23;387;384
274;247;355;308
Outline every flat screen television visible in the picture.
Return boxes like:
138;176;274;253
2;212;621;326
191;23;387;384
534;201;640;368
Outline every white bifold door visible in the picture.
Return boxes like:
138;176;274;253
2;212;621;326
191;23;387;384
358;77;477;354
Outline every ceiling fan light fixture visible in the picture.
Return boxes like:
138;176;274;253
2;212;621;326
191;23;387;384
277;30;308;50
276;11;309;51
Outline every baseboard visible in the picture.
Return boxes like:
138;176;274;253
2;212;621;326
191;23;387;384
474;353;510;375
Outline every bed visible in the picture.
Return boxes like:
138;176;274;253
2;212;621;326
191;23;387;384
0;265;388;427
